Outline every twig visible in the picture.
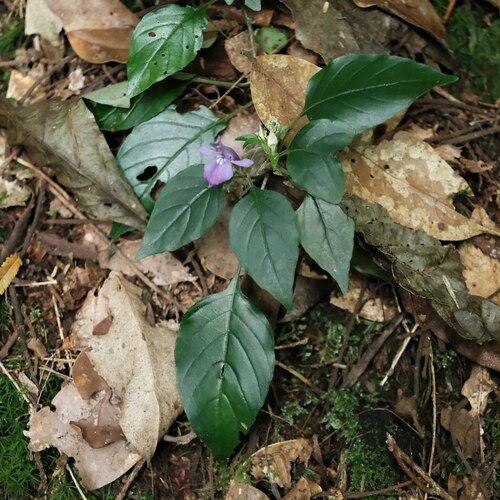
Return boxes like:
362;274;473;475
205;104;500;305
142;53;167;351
0;331;19;360
164;430;197;444
65;465;88;500
0;360;32;406
343;314;404;388
21;180;46;257
115;458;146;500
424;340;437;500
439;125;500;145
314;480;414;498
275;359;323;396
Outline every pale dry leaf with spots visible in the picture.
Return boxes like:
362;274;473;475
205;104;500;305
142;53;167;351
339;130;500;240
225;481;270;500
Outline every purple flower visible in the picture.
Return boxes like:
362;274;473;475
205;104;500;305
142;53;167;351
199;137;253;186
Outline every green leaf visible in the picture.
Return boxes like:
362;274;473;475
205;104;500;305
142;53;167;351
229;188;298;309
85;79;184;132
287;120;355;204
116;105;225;211
255;27;287;54
225;0;261;10
304;54;457;133
127;4;207;97
83;81;130;108
176;275;274;462
296;195;354;293
138;164;225;258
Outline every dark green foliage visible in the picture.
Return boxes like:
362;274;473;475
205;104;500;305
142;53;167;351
0;16;25;59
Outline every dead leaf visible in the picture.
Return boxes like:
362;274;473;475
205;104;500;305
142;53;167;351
225;31;257;74
341;197;500;343
340;130;499;240
220;112;261;160
0;177;30;208
45;0;139;63
72;351;109;400
459;243;500;305
282;0;408;62
461;366;496;417
251;439;313;488
71;272;182;459
18;372;39;396
226;481;270;500
251;55;319;144
441;406;481;460
330;272;397;322
0;97;147;229
283;476;322;500
6;69;46;102
25;0;63;44
352;0;448;47
25;382;142;490
0;254;22;295
286;41;319;65
195;208;238;280
27;337;48;359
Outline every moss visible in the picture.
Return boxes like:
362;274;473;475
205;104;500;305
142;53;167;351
0;15;25;59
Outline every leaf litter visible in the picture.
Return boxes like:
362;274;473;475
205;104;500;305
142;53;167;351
1;0;499;497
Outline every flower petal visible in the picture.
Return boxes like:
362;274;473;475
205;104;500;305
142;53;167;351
204;159;234;186
219;144;240;161
198;146;218;157
232;158;254;168
210;137;222;148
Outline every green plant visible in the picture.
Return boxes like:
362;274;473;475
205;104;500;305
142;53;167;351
84;2;456;462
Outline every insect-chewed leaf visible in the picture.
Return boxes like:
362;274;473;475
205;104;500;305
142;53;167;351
175;275;274;462
116;105;224;212
137;164;225;258
296;196;354;293
0;254;22;295
127;4;207;97
229;188;299;310
287;120;356;204
304;54;457;133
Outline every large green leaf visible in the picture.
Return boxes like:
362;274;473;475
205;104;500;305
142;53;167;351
304;54;457;133
296;195;354;293
85;79;184;132
83;81;130;108
0;97;147;229
127;4;207;97
138;164;225;258
176;275;274;462
287;120;355;203
229;188;298;309
116;105;224;211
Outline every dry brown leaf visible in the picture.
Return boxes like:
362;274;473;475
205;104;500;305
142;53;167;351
251;439;313;488
330;272;397;322
0;254;22;295
25;0;63;44
251;55;319;145
72;350;109;400
461;366;496;417
45;0;138;63
6;69;46;102
441;406;481;460
460;243;500;305
352;0;448;47
0;177;30;208
71;272;182;459
340;130;500;240
27;337;48;359
283;477;322;500
225;31;257;74
220;112;261;158
226;481;270;500
25;382;142;490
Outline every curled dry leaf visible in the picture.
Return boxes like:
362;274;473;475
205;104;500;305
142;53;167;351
461;365;496;417
0;97;147;230
283;476;322;500
226;481;270;500
352;0;448;48
45;0;139;63
71;272;182;459
25;383;142;490
459;243;500;306
251;55;319;144
340;130;499;241
251;438;313;488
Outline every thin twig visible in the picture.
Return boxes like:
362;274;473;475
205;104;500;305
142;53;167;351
65;465;88;500
115;459;146;500
275;359;323;396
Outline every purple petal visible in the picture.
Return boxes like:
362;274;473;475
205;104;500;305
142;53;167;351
204;159;234;186
232;158;254;168
210;137;222;148
198;146;218;157
219;144;240;161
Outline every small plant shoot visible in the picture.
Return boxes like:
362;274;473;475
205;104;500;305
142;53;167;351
90;2;457;463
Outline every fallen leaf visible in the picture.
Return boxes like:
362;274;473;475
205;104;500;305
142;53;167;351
0;97;147;230
341;196;500;343
282;0;407;62
286;41;319;65
226;481;270;500
18;372;39;396
251;55;319;144
25;382;142;490
27;337;48;359
330;272;397;322
461;366;496;417
45;0;139;63
0;177;30;208
225;31;256;74
352;0;448;47
251;439;313;488
340;130;499;240
0;254;22;295
71;272;182;459
459;243;500;305
25;0;63;44
72;351;109;400
6;69;46;103
220;112;261;158
441;406;481;460
283;476;322;500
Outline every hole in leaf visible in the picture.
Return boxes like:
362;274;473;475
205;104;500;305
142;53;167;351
148;31;156;37
136;166;158;182
384;164;390;170
185;45;189;49
219;363;225;379
350;158;355;163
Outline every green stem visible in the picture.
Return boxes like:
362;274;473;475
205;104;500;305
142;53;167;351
190;76;250;89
